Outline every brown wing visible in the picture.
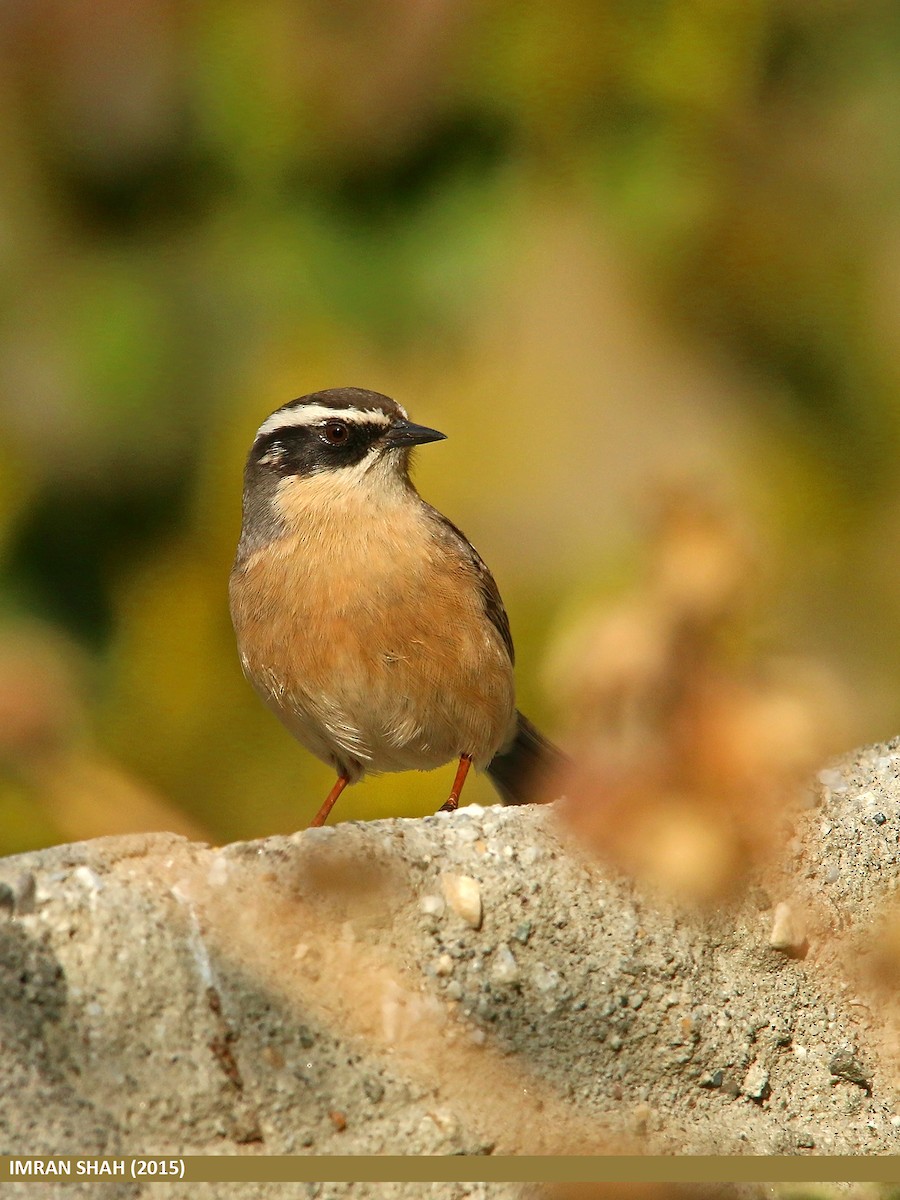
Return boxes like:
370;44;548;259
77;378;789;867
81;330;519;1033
426;508;515;666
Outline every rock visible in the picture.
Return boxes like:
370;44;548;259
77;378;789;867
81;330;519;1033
743;1063;771;1101
1;737;900;1159
817;768;846;790
419;894;445;918
489;943;519;986
769;900;806;952
699;1069;724;1089
440;873;482;929
829;1049;872;1093
532;962;560;992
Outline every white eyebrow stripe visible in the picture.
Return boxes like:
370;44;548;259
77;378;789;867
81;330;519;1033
254;403;404;440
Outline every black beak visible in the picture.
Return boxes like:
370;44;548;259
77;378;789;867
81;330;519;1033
384;419;447;448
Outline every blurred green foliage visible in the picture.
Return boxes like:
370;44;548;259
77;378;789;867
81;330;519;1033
3;0;900;851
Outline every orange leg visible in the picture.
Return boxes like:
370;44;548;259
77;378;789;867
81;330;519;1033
438;754;473;813
309;774;349;828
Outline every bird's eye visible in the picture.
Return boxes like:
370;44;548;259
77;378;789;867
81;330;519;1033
322;420;350;446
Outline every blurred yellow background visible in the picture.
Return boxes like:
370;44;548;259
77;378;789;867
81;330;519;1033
2;0;900;852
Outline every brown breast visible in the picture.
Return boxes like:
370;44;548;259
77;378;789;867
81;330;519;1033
229;470;516;774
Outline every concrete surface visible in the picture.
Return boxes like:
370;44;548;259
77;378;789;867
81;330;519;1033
3;738;900;1196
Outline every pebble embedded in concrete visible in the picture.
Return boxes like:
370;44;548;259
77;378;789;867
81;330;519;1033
829;1049;871;1092
769;901;805;951
441;873;483;929
532;963;560;992
742;1063;770;1101
490;943;519;986
419;894;445;918
817;768;847;792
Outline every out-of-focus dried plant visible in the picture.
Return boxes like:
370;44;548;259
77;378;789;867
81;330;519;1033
547;486;849;903
0;623;208;845
861;913;900;996
0;625;86;764
843;911;900;1079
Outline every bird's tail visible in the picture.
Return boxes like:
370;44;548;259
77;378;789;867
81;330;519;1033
487;711;566;806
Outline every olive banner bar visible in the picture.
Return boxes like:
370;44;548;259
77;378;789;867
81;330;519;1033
3;1156;900;1184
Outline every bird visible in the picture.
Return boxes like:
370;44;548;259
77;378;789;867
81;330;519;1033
229;386;563;827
